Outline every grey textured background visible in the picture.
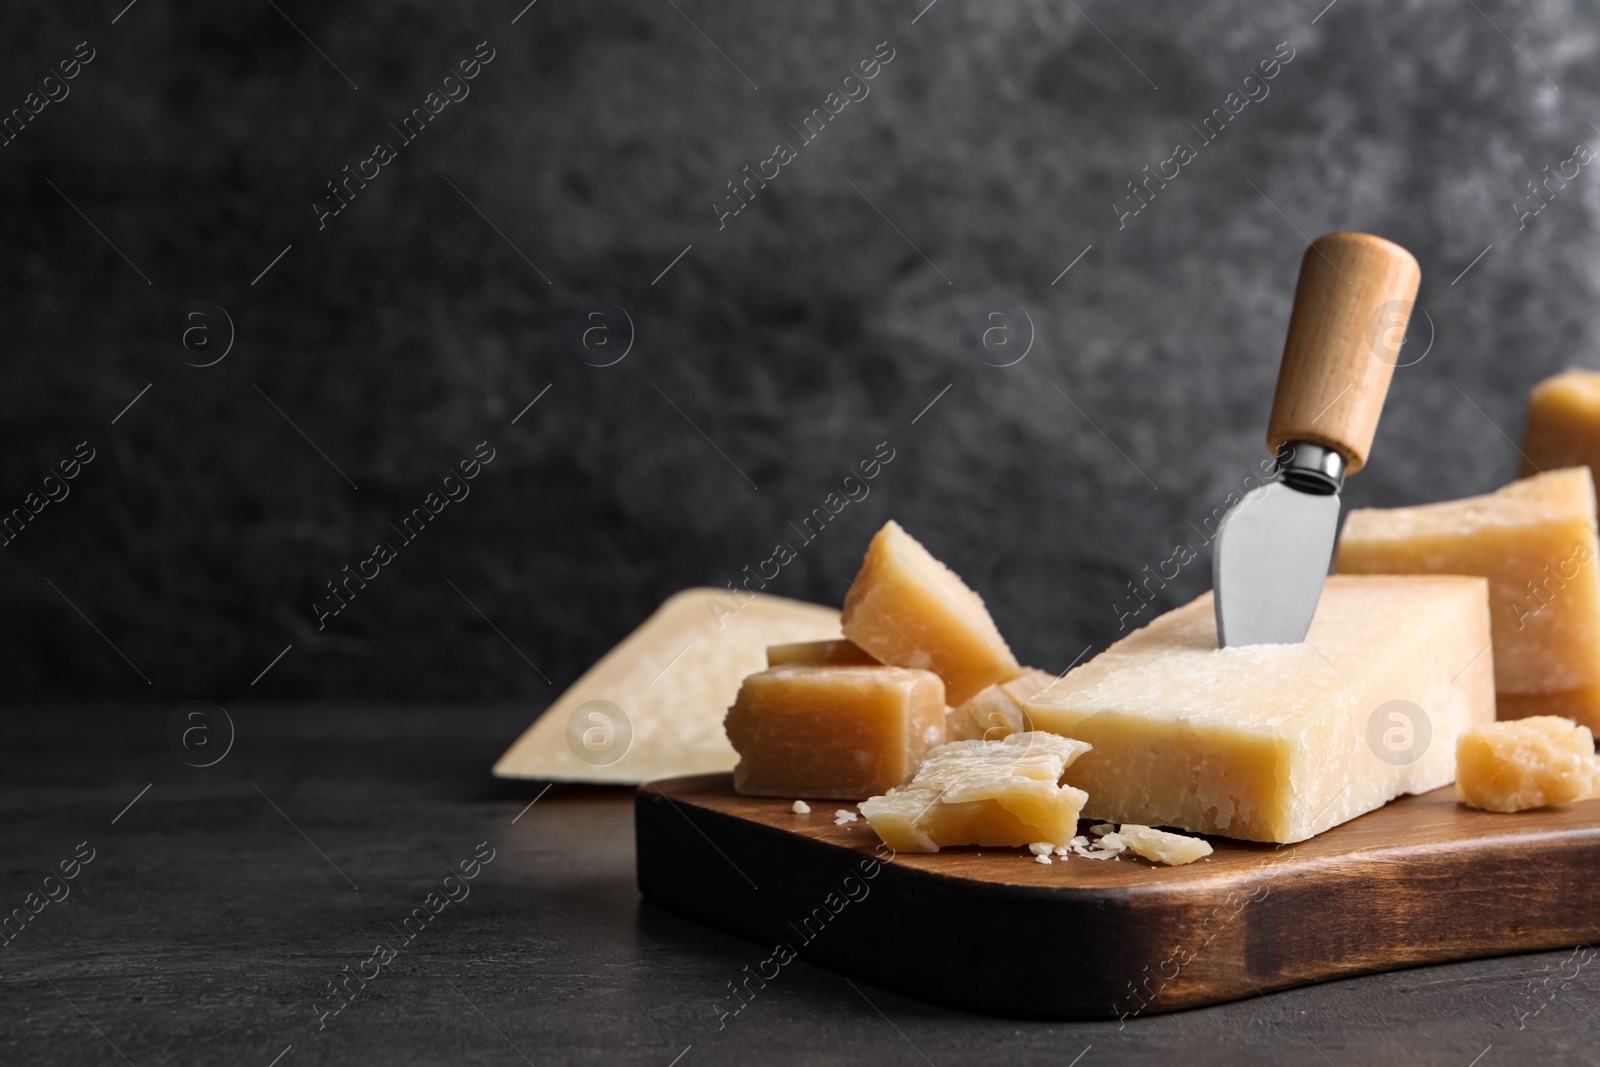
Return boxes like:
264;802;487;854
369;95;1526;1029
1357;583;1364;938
3;0;1594;703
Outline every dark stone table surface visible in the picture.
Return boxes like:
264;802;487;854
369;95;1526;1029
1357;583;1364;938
2;704;1593;1066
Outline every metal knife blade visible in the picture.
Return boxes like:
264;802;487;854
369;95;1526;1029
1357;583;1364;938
1212;478;1340;647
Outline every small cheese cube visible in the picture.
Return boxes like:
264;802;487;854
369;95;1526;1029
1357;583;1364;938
765;639;878;668
725;665;945;801
1115;825;1213;866
946;668;1058;742
842;521;1020;705
1335;468;1600;721
858;732;1091;854
1026;576;1495;843
1456;716;1600;813
1521;370;1600;480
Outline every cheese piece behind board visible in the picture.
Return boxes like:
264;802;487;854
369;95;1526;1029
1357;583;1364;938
493;589;841;784
842;520;1020;705
1521;369;1600;479
1026;576;1496;843
1334;468;1600;724
945;668;1057;742
1456;716;1600;813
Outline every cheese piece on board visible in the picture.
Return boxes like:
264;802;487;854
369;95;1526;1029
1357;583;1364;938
842;521;1020;705
1521;370;1600;479
946;668;1058;742
1334;468;1600;710
725;665;945;801
493;589;841;784
858;732;1091;853
1114;825;1213;866
1026;576;1495;843
765;639;877;667
1456;716;1600;813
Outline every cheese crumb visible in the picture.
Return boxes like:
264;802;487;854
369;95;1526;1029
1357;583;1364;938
1034;853;1052;865
791;800;811;814
1027;842;1055;856
1089;823;1116;836
834;809;859;825
1116;824;1213;866
1052;845;1071;859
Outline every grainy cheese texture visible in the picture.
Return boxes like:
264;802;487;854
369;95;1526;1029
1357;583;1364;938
725;665;946;801
765;639;877;667
1334;468;1600;726
493;589;840;784
842;521;1020;705
945;668;1057;742
1026;576;1496;843
1521;370;1600;481
859;732;1091;853
1456;716;1600;813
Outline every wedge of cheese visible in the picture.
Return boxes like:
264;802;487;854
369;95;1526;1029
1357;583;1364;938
1456;716;1600;813
725;665;945;800
859;732;1091;853
945;668;1057;742
492;589;841;784
1025;576;1495;843
842;521;1020;705
1521;369;1600;479
1334;468;1600;725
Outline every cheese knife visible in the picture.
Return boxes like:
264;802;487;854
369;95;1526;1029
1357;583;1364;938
1213;231;1422;647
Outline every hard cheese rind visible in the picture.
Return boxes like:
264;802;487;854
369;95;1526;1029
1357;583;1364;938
859;732;1091;853
1025;576;1496;843
1334;467;1600;706
492;589;840;784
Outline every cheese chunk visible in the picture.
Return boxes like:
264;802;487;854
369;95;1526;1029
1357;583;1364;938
765;639;877;667
725;665;945;801
1456;716;1600;813
842;521;1020;705
1115;825;1213;866
859;732;1091;853
1521;370;1600;480
493;589;841;784
1026;576;1495;843
1334;468;1600;714
946;668;1057;742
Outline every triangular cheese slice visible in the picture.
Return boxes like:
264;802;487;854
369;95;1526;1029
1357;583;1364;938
493;588;841;784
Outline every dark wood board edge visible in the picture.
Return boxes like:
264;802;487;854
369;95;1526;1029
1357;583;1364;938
636;777;1600;1020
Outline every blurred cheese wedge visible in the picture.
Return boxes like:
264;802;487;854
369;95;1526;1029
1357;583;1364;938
1521;369;1600;479
765;639;877;667
492;588;840;784
726;665;945;800
859;732;1091;853
1335;468;1600;727
1025;576;1495;843
842;520;1020;705
1456;715;1600;813
945;668;1057;742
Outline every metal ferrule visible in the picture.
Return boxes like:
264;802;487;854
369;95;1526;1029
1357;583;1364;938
1276;440;1346;495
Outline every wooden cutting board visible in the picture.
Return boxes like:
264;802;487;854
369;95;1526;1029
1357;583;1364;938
635;773;1600;1020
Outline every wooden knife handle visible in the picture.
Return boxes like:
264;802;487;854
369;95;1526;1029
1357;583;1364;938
1265;232;1421;474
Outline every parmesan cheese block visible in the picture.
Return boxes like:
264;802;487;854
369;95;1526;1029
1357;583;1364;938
1521;369;1600;480
765;639;877;667
1456;716;1600;813
725;665;946;801
1333;468;1600;716
1025;576;1495;843
945;668;1057;742
842;521;1020;705
858;732;1091;853
493;589;841;784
